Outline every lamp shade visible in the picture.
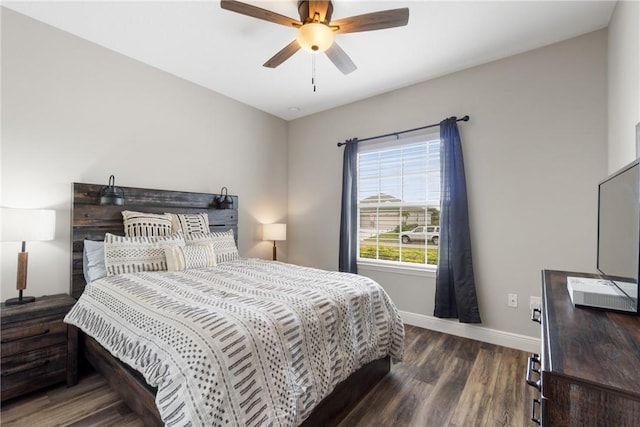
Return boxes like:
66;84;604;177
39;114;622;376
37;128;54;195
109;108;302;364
263;223;286;241
296;23;334;52
1;208;56;242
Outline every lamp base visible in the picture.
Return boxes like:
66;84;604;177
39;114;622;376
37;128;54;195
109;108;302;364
5;296;36;305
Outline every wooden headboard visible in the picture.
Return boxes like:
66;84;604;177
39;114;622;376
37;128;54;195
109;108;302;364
71;183;238;299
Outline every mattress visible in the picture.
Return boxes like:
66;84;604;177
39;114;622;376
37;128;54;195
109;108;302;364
65;259;404;427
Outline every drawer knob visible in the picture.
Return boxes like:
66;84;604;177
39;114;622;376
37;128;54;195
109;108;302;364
531;307;541;324
1;328;50;344
531;398;542;425
526;353;541;391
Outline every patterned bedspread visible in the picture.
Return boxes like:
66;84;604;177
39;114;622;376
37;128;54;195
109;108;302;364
64;259;404;427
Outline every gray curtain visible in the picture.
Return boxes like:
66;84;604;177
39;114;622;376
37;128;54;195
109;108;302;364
434;118;481;323
339;138;358;273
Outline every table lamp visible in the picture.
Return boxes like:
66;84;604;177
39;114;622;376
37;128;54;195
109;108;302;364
263;223;286;261
1;208;56;305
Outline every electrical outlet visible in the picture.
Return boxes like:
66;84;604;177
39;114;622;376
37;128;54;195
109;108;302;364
530;296;542;311
508;293;518;308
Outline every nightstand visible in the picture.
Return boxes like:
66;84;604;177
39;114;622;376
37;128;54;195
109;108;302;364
1;294;78;401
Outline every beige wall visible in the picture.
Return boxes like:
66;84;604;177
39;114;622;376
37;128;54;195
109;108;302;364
0;9;289;299
288;30;608;341
608;0;640;171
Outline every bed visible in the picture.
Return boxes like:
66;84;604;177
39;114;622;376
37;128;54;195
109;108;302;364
67;182;404;426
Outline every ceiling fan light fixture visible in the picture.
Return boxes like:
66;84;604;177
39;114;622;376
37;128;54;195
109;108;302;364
296;23;334;52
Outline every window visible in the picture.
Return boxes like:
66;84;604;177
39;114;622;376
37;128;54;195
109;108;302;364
357;131;440;267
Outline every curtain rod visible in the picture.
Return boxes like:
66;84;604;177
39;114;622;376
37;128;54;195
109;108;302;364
336;115;470;147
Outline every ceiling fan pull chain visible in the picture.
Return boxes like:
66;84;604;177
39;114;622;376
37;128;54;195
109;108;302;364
312;53;317;92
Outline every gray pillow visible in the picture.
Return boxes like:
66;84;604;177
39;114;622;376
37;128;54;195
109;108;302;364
83;240;107;283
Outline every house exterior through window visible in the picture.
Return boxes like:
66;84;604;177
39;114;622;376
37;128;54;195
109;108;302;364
357;130;440;268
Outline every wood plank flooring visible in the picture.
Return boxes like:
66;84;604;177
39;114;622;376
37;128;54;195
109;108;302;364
0;325;537;426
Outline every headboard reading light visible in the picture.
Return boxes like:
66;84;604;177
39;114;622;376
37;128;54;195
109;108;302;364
215;186;234;209
99;175;125;206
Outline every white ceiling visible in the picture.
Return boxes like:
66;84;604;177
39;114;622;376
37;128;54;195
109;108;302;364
3;1;616;121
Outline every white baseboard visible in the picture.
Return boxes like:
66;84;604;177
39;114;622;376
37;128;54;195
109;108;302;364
399;310;541;354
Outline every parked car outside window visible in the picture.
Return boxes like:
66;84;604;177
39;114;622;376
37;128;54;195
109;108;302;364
401;226;439;244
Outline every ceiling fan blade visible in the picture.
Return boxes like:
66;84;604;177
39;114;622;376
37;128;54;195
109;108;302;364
307;1;332;22
331;8;409;34
325;42;357;75
263;40;301;68
221;0;302;28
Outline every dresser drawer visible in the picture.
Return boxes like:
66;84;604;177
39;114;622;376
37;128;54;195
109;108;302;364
1;320;67;357
1;344;67;400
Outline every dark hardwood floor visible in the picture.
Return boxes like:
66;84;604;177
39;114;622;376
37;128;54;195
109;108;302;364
0;325;537;426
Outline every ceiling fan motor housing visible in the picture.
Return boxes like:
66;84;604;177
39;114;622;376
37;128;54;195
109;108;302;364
298;0;333;23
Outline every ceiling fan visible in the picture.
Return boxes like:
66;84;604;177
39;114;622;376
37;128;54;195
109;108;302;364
220;0;409;75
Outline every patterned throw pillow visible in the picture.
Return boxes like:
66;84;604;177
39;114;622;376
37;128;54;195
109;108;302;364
104;232;185;276
164;244;217;271
122;210;173;237
168;213;210;236
187;229;239;263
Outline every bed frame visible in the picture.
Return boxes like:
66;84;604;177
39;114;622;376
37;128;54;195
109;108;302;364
70;182;390;426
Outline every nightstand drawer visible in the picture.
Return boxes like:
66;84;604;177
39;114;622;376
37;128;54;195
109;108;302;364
1;321;67;357
1;344;67;378
1;345;67;401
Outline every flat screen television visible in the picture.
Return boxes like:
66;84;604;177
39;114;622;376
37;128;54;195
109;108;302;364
597;158;640;314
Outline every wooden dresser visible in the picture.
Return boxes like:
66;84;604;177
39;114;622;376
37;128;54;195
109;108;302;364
1;294;78;401
527;270;640;425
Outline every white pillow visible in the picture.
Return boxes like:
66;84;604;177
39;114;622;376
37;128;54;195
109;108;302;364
164;244;217;271
186;229;239;263
104;232;185;276
83;240;107;283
